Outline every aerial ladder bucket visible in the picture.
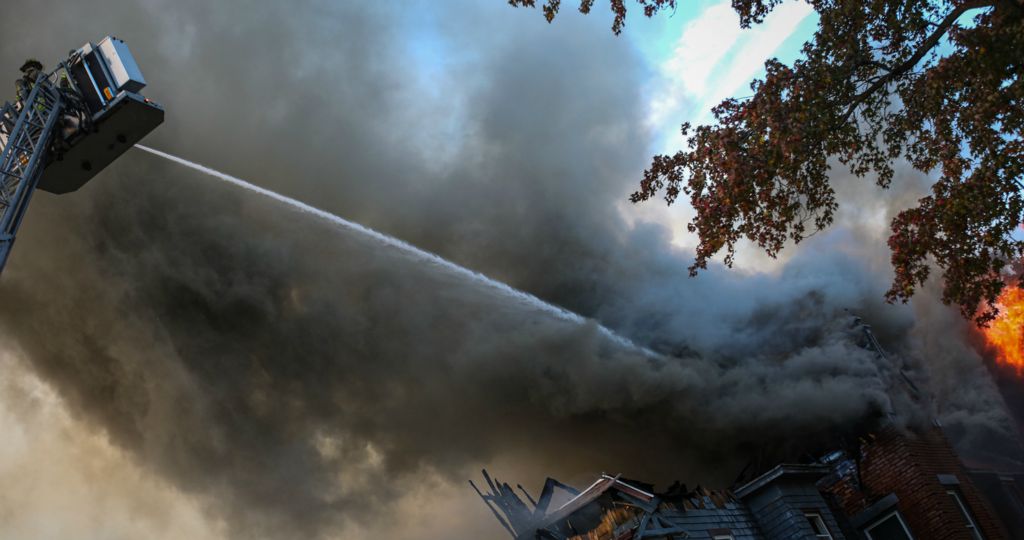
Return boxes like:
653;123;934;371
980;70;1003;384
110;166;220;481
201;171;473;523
0;36;163;274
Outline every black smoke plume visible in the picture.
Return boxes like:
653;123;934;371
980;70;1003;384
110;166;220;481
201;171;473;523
0;1;1018;538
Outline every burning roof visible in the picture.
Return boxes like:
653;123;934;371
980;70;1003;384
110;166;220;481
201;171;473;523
471;469;755;539
983;285;1024;372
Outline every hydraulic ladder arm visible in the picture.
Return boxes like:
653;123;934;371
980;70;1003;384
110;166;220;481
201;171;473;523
0;77;64;273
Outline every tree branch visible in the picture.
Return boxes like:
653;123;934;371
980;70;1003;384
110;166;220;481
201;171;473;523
855;59;894;72
839;0;998;124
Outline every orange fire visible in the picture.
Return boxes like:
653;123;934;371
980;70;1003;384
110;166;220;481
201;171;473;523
983;286;1024;371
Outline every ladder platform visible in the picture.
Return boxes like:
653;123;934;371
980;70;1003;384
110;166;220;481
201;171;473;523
37;92;163;194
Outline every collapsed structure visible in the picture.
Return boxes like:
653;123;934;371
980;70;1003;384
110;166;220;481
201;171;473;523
474;321;1024;539
475;425;1022;539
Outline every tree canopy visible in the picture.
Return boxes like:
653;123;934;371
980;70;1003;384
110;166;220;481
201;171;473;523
509;0;1024;325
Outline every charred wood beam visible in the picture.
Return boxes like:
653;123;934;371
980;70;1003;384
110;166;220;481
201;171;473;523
469;479;517;538
534;477;580;518
518;484;539;509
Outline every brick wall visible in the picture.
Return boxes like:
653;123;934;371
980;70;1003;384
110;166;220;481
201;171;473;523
822;426;1009;540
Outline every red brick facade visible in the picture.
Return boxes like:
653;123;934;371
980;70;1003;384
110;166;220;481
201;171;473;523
823;426;1009;539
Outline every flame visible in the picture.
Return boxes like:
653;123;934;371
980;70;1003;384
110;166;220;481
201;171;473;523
983;286;1024;372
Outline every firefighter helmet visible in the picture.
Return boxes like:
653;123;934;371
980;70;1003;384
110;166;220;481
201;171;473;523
19;59;43;73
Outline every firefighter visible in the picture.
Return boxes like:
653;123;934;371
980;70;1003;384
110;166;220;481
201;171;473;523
15;59;44;104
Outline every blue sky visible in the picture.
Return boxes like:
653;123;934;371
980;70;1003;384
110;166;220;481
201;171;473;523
399;0;819;161
628;0;819;153
604;0;821;260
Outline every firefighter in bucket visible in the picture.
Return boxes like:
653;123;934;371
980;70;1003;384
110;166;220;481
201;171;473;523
15;59;44;108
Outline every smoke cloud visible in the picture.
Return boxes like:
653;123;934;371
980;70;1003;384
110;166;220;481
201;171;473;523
0;1;1018;538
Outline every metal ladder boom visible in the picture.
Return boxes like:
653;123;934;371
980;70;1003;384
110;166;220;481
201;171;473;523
0;78;63;274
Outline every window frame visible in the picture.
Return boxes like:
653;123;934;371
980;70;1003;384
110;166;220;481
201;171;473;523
804;511;834;539
946;489;985;540
1005;479;1024;513
864;510;914;540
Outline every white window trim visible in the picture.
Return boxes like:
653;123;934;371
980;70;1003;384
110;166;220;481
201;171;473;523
711;536;734;540
947;489;985;540
1005;480;1024;513
804;512;834;539
864;510;914;540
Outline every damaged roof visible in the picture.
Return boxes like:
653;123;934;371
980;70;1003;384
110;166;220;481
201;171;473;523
473;469;757;540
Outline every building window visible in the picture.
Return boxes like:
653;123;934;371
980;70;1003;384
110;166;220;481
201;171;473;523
710;536;734;540
947;489;985;540
1006;479;1024;513
804;512;834;539
864;510;914;540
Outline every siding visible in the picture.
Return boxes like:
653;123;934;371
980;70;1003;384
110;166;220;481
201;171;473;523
743;481;846;540
657;504;762;539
